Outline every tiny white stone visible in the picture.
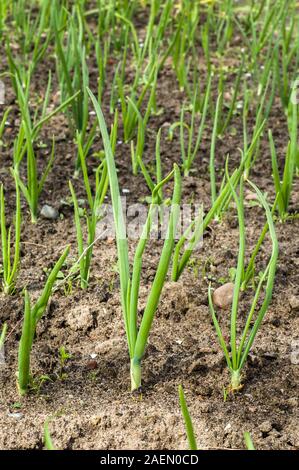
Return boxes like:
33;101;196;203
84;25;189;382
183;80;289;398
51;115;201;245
7;412;23;420
40;204;59;220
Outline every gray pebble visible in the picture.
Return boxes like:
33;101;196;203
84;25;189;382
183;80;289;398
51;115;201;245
40;204;59;220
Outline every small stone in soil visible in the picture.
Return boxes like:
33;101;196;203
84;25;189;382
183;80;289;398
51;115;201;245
40;204;59;220
259;420;273;434
86;360;98;370
289;295;299;311
224;423;232;433
212;282;235;309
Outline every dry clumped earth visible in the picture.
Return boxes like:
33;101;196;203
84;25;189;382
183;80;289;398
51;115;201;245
0;21;299;452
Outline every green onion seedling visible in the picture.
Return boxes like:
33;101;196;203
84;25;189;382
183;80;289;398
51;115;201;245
219;55;245;134
53;4;94;173
172;153;247;282
136;127;165;207
242;194;279;291
244;432;255;450
58;346;72;380
117;59;158;143
69;133;108;288
178;385;198;451
242;73;269;170
269;101;298;219
171;113;266;282
201;20;211;75
12;74;79;223
169;76;211;176
44;419;55;450
171;5;200;91
95;37;111;103
208;175;278;392
5;0;52;83
129;98;147;176
178;387;255;450
18;246;70;395
89;89;182;391
113;2;181;144
273;4;299;110
0;176;21;295
234;0;286;81
0;0;8;39
209;92;222;205
216;0;234;54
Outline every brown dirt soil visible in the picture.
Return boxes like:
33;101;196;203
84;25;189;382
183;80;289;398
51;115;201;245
0;13;299;450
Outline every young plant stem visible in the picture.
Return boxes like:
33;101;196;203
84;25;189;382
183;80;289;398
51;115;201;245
18;246;69;395
44;420;55;450
178;385;198;450
269;101;298;218
244;432;255;450
69;133;108;288
0;175;21;295
210;93;222;205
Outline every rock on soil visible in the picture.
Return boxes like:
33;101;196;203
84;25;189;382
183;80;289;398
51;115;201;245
289;295;299;311
40;204;59;220
67;305;93;332
212;282;235;309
